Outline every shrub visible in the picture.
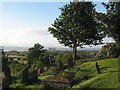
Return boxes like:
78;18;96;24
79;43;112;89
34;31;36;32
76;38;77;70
95;42;120;59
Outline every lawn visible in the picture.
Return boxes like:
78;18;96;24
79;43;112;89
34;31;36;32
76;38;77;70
72;58;119;88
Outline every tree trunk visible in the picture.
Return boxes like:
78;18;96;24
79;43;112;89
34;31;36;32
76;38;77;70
73;44;77;66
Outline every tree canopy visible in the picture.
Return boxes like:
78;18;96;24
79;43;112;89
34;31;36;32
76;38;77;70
95;42;120;59
48;2;105;65
102;2;120;44
27;43;46;65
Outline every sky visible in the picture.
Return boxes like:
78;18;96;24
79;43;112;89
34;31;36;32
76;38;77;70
0;1;114;50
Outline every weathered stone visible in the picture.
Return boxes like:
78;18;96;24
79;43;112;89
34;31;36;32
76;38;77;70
29;69;38;82
21;68;29;83
95;62;101;74
2;77;10;89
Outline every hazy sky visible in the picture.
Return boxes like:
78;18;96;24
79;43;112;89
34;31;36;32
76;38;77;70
0;1;114;49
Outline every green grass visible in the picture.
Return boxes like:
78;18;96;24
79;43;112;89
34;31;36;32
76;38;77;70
38;75;50;80
72;58;119;88
9;82;44;89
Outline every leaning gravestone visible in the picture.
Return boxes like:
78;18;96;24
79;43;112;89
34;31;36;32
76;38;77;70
29;69;38;82
21;68;29;83
95;62;101;74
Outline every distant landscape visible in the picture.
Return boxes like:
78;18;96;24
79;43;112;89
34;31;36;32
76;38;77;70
1;1;120;89
3;46;100;51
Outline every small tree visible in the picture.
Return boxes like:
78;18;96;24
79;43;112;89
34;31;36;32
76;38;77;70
2;47;11;88
27;43;46;68
55;54;64;70
42;52;51;70
48;2;104;66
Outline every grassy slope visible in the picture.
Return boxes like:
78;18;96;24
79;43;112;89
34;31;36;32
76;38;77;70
73;58;119;88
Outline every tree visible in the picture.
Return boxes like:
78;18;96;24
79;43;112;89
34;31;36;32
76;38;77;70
27;43;46;67
102;2;120;45
41;52;51;70
48;2;104;66
2;46;11;88
95;42;120;59
55;54;64;70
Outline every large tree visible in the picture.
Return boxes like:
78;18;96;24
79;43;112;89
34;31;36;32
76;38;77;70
48;2;104;65
102;2;120;45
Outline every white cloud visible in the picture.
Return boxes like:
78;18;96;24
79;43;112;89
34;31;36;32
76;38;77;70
0;26;65;48
0;26;114;49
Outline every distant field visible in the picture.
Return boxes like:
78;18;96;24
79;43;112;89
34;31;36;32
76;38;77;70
9;55;26;58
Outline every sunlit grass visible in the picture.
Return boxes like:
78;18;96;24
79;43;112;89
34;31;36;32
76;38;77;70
73;58;119;88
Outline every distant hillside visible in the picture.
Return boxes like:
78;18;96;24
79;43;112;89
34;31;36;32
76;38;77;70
2;46;100;51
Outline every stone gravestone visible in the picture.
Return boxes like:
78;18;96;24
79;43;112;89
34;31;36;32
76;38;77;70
95;62;101;74
29;69;38;82
2;77;10;89
21;68;29;83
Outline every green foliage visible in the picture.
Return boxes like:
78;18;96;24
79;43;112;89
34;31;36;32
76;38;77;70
27;43;49;70
9;60;24;76
38;75;50;80
102;2;120;45
95;42;120;59
9;83;24;88
61;53;71;65
43;69;54;75
27;43;46;64
55;53;63;66
48;2;105;65
48;2;104;47
9;82;44;89
23;83;44;88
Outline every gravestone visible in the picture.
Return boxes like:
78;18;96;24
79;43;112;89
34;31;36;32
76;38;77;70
2;77;10;89
21;68;29;83
95;62;101;74
29;69;38;82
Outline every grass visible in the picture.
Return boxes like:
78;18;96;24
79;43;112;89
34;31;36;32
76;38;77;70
9;58;119;89
9;55;26;58
9;82;44;89
72;58;119;88
38;75;50;80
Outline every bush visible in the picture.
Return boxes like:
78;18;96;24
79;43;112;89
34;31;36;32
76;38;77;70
95;42;120;59
9;60;24;76
9;83;23;88
61;53;71;65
